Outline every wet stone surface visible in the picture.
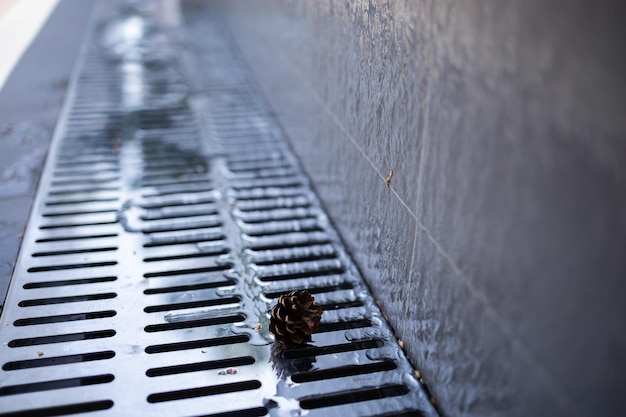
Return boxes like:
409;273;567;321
0;0;95;312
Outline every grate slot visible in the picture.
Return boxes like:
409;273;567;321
140;170;208;182
244;231;331;251
36;222;118;236
143;249;229;262
236;208;318;225
44;198;119;206
18;292;117;307
0;374;114;396
144;295;241;313
2;351;115;370
234;196;310;211
39;218;117;230
141;183;213;197
317;319;373;333
23;276;117;289
146;356;255;377
50;178;120;187
140;218;222;233
299;384;410;410
39;221;117;230
263;281;355;299
27;262;117;273
143;228;225;247
147;380;262;403
0;400;114;417
143;278;236;295
291;361;397;383
42;208;118;217
140;174;212;187
35;233;118;243
318;300;364;311
143;265;232;278
54;165;119;177
145;335;250;354
52;170;119;178
8;330;116;347
255;259;345;282
140;192;217;209
282;340;383;359
141;204;219;220
228;159;290;172
143;314;246;333
32;247;118;257
231;168;298;180
240;219;322;237
13;311;117;326
48;186;119;196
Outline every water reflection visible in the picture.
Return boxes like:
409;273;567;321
269;341;316;380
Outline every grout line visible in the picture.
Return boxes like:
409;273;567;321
387;177;418;218
403;71;433;337
253;21;576;417
402;219;420;338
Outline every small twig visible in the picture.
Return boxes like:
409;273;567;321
385;169;393;188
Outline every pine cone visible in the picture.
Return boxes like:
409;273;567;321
269;290;323;348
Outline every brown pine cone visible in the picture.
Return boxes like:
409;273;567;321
269;290;323;348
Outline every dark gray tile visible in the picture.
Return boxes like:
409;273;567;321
405;227;564;417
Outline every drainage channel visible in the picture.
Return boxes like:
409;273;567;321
0;1;438;416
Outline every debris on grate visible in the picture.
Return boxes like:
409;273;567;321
0;1;439;416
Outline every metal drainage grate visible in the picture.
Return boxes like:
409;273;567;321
0;1;438;416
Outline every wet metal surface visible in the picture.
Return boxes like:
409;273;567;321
0;1;437;416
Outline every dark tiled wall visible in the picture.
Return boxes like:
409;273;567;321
202;1;626;415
